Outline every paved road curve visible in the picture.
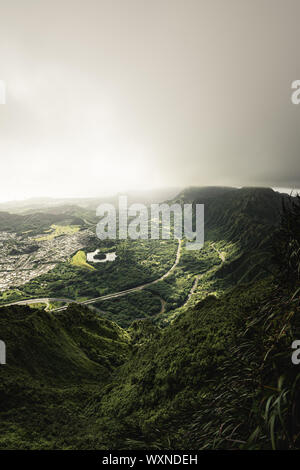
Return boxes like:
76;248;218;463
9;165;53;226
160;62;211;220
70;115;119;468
1;239;182;312
55;239;182;311
1;297;75;308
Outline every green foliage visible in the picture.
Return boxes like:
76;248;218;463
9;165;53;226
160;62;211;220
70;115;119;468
94;291;162;328
0;304;130;449
35;224;80;241
0;208;87;236
1;188;300;449
70;250;96;271
0;239;179;306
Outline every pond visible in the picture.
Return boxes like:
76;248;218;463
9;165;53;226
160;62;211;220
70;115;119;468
87;249;117;263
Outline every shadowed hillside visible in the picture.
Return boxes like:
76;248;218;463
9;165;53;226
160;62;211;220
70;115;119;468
0;189;300;450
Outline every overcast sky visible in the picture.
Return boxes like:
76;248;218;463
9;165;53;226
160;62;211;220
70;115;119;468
0;0;300;201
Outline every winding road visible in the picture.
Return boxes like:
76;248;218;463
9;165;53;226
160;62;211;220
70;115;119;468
0;241;227;315
1;239;183;312
1;297;75;308
179;242;226;310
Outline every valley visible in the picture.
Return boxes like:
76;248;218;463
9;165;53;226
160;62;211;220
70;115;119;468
0;187;299;450
0;225;225;327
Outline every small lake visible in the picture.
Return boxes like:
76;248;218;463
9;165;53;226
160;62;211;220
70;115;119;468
87;249;117;263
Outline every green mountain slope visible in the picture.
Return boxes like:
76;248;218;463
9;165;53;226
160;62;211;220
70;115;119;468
0;188;299;450
0;210;81;235
0;304;130;449
175;187;289;284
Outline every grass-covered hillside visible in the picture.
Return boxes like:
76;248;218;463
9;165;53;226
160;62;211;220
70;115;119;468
0;188;299;450
0;304;130;449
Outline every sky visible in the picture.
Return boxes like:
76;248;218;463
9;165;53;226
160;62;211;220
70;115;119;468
0;0;300;202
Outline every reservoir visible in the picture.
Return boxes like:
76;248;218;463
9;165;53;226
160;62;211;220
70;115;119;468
87;249;117;263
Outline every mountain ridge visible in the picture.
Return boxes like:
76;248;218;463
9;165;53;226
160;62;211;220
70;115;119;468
0;187;299;449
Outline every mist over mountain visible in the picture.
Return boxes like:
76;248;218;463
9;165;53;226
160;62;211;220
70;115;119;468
1;0;300;455
0;187;181;213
